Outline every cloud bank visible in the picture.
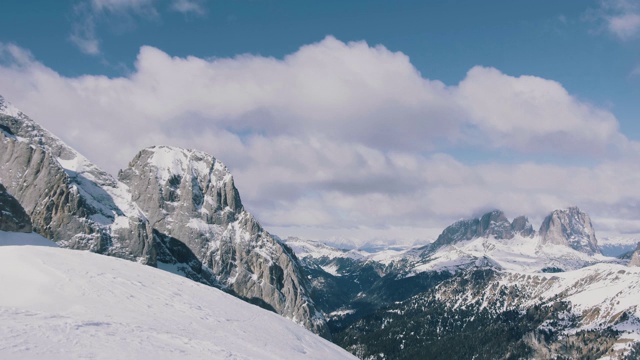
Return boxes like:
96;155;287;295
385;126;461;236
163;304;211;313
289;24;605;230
1;37;639;245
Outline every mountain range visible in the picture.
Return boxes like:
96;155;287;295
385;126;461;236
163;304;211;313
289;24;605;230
2;94;640;359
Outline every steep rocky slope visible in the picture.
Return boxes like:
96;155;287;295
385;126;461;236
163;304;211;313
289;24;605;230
540;206;600;255
0;95;326;336
0;183;32;232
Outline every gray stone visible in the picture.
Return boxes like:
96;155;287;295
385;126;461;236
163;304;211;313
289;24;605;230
0;95;327;337
511;216;535;238
538;206;600;255
431;210;521;250
0;183;32;232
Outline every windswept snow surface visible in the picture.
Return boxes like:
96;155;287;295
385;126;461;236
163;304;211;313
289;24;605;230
0;245;356;360
0;231;57;247
411;235;619;274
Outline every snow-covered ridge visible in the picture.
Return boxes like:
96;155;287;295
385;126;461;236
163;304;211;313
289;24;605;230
0;95;21;118
285;237;409;266
144;145;232;186
0;243;355;359
286;237;367;261
433;262;640;356
411;234;620;274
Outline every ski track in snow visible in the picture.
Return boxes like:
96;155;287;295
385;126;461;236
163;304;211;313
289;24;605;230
0;243;355;360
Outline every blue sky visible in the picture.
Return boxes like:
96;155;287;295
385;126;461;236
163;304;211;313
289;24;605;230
1;0;640;245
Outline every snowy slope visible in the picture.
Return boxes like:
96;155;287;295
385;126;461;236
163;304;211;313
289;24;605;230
0;245;355;360
410;235;619;274
285;237;409;266
0;231;57;247
430;263;640;356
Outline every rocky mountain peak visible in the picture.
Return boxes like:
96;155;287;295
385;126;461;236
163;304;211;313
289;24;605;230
478;210;513;239
119;145;243;226
1;98;327;337
539;206;600;255
510;215;535;237
430;210;534;251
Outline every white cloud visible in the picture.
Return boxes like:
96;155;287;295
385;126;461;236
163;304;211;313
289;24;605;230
596;0;640;39
170;0;206;15
608;13;640;38
68;0;203;55
457;66;623;156
1;37;639;246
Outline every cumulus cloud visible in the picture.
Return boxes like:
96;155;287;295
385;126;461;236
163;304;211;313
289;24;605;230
1;37;639;245
457;66;624;156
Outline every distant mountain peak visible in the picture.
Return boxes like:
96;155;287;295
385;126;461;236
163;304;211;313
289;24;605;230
430;209;535;251
539;206;600;255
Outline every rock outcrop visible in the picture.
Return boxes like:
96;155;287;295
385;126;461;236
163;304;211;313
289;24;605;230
510;215;535;237
0;95;327;337
538;206;600;255
430;210;535;250
0;183;32;232
119;146;327;336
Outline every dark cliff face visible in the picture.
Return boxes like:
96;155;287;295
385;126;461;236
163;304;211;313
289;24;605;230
0;183;32;233
538;206;600;255
430;210;535;251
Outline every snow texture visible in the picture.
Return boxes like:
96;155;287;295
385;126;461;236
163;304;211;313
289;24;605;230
0;243;355;360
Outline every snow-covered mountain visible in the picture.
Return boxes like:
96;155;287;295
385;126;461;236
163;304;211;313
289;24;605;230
336;264;640;359
284;209;640;359
406;208;612;274
0;95;326;336
0;239;355;360
539;206;600;255
326;210;640;359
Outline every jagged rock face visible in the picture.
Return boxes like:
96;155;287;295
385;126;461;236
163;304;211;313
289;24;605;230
119;146;328;337
0;97;155;260
539;207;600;255
479;210;513;239
431;210;534;250
0;183;32;232
0;96;327;337
510;215;535;237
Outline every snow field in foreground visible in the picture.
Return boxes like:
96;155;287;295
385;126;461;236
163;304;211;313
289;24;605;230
0;242;355;359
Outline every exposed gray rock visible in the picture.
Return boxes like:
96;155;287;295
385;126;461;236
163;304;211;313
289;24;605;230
511;215;535;237
479;210;513;239
0;183;32;232
119;146;328;336
431;210;530;250
539;206;600;255
0;95;327;337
